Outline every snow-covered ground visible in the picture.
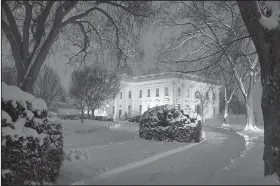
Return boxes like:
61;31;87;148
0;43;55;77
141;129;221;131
58;119;203;185
55;117;277;185
59;132;196;184
60;119;113;135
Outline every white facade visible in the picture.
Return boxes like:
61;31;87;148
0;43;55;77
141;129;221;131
109;72;221;121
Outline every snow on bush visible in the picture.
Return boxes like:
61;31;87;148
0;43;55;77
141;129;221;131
1;83;64;185
139;105;203;143
64;147;94;162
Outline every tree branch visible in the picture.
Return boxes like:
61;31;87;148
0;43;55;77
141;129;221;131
103;1;151;17
2;1;22;46
22;1;32;63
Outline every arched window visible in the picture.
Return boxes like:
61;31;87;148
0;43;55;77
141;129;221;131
195;91;201;99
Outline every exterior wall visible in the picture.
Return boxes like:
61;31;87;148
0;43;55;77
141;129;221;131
112;75;221;121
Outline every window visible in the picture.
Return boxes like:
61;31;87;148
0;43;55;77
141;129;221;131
113;106;115;115
195;91;201;99
147;104;150;110
128;105;131;116
120;92;122;99
119;110;122;117
129;91;131;98
177;87;181;97
139;90;142;98
213;92;216;101
177;104;181;109
206;92;209;100
165;87;169;96
156;88;159;97
139;105;142;115
186;88;190;97
147;89;150;97
213;107;215;114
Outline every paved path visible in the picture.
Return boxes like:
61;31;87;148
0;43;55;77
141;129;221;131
78;126;277;185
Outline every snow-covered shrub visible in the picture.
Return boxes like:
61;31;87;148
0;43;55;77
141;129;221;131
57;113;81;120
139;105;202;143
1;83;64;185
94;116;113;121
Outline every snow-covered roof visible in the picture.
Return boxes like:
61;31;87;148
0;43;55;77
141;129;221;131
123;72;220;85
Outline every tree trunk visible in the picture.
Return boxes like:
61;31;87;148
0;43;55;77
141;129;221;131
91;108;95;119
259;43;280;178
223;101;229;126
237;1;280;179
81;108;84;124
87;107;90;119
261;73;280;178
244;95;256;130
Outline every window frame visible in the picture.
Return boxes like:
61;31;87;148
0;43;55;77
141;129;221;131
164;87;169;97
156;88;159;97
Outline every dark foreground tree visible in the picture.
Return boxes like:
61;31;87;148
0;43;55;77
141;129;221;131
2;1;154;93
237;1;280;180
1;65;17;86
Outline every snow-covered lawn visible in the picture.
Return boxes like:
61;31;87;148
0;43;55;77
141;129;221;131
217;138;279;185
59;138;192;185
60;119;114;135
56;119;204;185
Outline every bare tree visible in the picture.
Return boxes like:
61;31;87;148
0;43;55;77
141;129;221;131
68;64;121;123
2;1;154;93
84;65;121;119
155;1;260;131
32;65;64;109
192;83;217;123
237;1;280;180
68;66;91;123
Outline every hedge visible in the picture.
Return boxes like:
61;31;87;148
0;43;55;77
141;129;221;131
139;105;202;143
1;83;64;185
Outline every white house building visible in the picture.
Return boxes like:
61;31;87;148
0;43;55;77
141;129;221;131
107;72;221;121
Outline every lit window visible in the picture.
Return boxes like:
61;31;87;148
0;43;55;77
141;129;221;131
147;89;150;97
165;87;169;96
177;87;181;97
128;105;131;116
156;88;159;97
129;91;131;98
139;90;142;98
